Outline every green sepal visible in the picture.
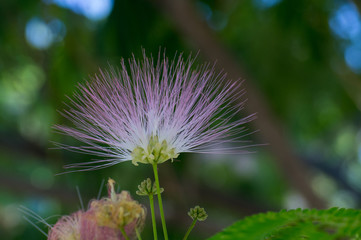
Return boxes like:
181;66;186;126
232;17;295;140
131;135;179;165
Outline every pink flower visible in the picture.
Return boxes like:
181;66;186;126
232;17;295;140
55;51;254;171
48;179;146;240
48;211;82;240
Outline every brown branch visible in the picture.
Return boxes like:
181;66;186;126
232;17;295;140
351;0;361;16
159;163;273;214
153;0;325;208
0;173;78;206
0;130;47;159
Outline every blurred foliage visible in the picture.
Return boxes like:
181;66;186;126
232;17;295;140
1;0;361;239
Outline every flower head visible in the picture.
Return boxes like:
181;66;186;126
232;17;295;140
48;179;145;240
55;51;254;171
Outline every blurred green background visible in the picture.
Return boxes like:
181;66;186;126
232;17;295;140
1;0;361;239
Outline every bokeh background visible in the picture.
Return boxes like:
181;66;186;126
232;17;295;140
1;0;361;239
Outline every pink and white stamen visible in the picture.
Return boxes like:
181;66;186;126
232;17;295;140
54;51;255;171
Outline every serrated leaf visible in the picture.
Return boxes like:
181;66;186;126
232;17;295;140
208;208;361;240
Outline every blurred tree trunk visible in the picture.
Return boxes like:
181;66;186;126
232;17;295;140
153;0;326;209
353;0;361;15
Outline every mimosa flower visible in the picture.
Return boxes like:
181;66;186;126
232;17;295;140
55;51;254;171
47;179;145;240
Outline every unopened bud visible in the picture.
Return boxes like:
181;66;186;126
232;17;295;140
188;206;208;221
136;178;163;196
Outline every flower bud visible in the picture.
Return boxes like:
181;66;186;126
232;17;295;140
136;178;163;196
188;206;208;221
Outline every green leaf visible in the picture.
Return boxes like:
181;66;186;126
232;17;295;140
208;208;361;240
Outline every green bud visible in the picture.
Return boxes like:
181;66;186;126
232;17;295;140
188;206;208;221
136;178;164;196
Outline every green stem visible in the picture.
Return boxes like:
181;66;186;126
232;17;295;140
152;163;168;240
120;227;130;240
135;227;142;240
183;219;197;240
149;194;158;240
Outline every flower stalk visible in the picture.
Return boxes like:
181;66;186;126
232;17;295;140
152;163;168;240
183;219;197;240
135;228;143;240
120;227;130;240
149;194;158;240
